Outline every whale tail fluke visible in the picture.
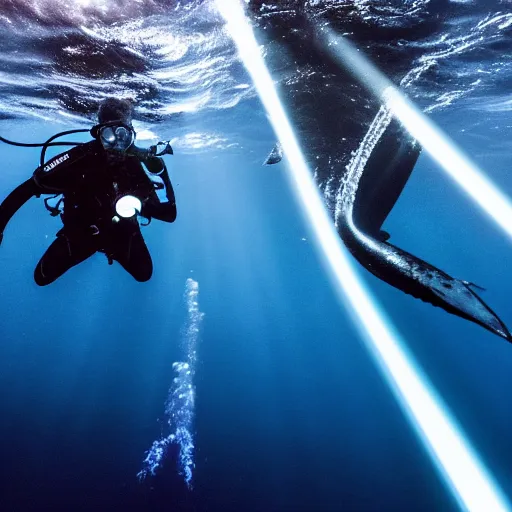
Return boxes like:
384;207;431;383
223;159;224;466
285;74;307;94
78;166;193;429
379;240;512;342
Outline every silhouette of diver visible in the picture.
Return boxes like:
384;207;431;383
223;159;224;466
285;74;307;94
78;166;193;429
0;98;176;285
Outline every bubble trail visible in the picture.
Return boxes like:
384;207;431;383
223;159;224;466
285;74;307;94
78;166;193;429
138;278;203;488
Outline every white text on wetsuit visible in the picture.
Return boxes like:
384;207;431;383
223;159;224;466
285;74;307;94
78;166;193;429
43;153;69;172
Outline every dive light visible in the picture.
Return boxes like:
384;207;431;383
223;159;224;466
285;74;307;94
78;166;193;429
115;195;142;218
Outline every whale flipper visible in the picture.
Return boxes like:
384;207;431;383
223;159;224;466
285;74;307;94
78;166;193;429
339;116;512;342
250;11;511;341
378;230;390;242
373;238;511;341
352;118;421;238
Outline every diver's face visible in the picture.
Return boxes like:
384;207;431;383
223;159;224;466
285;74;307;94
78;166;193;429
99;123;135;152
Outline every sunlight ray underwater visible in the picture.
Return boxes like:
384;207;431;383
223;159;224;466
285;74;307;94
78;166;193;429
215;1;512;511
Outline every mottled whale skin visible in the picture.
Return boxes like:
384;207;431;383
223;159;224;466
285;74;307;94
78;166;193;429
250;5;511;341
337;111;511;341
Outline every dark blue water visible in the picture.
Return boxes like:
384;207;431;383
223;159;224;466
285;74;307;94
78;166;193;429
1;2;512;511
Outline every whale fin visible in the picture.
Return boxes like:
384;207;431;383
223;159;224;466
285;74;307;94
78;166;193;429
341;113;511;341
381;241;512;342
378;230;390;242
463;280;487;292
352;118;420;237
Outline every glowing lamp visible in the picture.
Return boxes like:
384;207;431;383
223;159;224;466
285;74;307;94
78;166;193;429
115;195;141;218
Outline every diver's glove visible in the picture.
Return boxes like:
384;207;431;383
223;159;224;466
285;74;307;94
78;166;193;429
127;141;173;159
148;141;173;157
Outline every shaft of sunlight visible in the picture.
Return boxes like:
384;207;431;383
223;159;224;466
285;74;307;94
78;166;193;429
216;2;511;511
321;29;512;241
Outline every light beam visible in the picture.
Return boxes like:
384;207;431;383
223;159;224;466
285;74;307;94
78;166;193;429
215;2;511;511
320;30;512;241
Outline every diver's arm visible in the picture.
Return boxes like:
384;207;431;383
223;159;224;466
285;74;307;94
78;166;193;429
0;178;42;243
140;155;165;175
0;142;99;244
141;200;177;223
140;158;177;223
141;190;177;223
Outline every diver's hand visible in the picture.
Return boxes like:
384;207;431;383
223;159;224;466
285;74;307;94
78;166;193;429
149;141;173;157
127;142;173;159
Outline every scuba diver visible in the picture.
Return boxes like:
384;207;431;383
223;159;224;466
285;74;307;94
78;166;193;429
0;98;176;285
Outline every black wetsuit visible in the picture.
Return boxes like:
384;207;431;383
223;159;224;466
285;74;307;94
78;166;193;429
0;140;176;285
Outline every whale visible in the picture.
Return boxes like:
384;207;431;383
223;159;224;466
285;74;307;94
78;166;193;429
338;112;511;341
250;5;511;341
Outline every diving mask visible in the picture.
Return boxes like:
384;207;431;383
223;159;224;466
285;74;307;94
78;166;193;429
98;123;135;152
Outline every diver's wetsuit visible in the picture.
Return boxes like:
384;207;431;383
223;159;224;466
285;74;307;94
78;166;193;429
0;140;176;285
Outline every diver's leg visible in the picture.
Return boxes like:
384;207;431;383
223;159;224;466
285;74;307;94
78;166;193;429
34;233;96;286
112;230;153;282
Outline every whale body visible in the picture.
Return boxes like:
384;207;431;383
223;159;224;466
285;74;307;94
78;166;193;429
249;5;511;341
